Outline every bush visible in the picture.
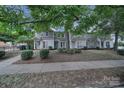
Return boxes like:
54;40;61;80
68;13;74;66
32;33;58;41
21;50;33;60
49;46;53;50
58;48;81;54
66;49;75;54
40;49;49;59
96;47;100;50
117;49;124;55
73;48;81;53
0;50;5;58
58;48;66;53
118;42;124;47
83;46;87;50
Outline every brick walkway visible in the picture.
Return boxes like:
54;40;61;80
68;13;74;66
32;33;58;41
0;55;124;75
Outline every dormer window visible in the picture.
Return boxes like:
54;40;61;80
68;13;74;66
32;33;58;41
61;33;65;38
57;33;61;37
57;33;65;38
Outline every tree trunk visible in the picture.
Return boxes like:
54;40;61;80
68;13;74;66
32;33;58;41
66;31;70;49
114;31;119;51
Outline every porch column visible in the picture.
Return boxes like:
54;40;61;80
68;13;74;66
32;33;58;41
69;32;72;49
99;40;101;48
34;40;36;49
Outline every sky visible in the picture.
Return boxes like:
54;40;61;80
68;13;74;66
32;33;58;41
21;5;31;18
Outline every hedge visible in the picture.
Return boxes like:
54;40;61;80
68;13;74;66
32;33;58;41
58;48;81;54
40;49;49;59
0;50;5;58
21;50;33;60
117;49;124;55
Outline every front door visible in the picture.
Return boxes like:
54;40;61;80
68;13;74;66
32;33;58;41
106;42;110;48
54;41;58;49
43;41;45;48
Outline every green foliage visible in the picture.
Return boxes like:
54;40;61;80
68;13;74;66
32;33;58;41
0;50;5;58
49;46;53;50
57;48;67;53
0;34;14;42
28;6;92;33
117;49;124;55
17;35;33;43
1;5;124;51
73;48;81;53
96;47;100;50
58;48;81;54
118;42;124;46
0;6;25;35
66;49;75;54
83;46;87;50
21;50;33;60
40;49;49;59
17;35;34;50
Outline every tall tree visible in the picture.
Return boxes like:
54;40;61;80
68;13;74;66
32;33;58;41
28;6;95;49
94;6;124;51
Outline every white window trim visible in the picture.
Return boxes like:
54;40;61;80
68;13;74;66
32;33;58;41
61;33;65;38
60;41;66;48
106;41;110;48
57;33;65;38
57;33;61;38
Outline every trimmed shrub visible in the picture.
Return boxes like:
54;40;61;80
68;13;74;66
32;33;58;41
0;50;5;58
83;46;87;50
40;49;49;59
117;49;124;55
49;46;53;50
73;48;81;53
58;48;66;53
21;50;33;60
118;42;124;47
66;49;75;54
58;48;81;54
96;47;100;50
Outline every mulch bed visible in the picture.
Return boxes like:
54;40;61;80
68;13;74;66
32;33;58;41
0;67;124;88
14;50;124;64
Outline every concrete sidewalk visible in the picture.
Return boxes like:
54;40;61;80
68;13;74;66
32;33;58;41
0;55;20;69
0;58;124;75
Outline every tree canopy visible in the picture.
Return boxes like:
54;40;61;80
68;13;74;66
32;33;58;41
0;5;124;50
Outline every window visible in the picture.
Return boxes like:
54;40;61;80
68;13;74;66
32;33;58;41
37;41;40;46
97;41;100;47
60;42;66;48
45;32;48;36
61;33;65;38
43;41;45;48
57;33;65;38
77;41;83;48
57;33;61;37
